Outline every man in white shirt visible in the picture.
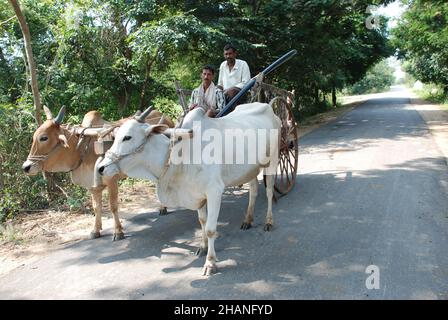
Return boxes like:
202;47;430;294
189;65;225;117
217;43;251;102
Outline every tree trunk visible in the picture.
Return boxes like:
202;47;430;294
114;88;132;115
139;54;157;110
111;8;133;115
8;0;42;125
314;85;319;104
332;87;337;107
0;156;4;191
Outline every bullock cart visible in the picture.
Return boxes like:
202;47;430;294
175;50;299;195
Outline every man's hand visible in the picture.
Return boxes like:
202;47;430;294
224;87;241;100
206;109;217;118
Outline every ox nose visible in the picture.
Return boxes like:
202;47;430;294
98;166;105;175
23;164;31;173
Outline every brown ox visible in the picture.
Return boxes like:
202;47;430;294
22;106;174;240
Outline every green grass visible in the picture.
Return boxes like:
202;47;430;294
414;83;448;109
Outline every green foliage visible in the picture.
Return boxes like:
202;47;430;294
0;102;89;221
0;102;47;221
297;99;335;119
347;59;395;94
153;97;183;120
0;0;393;120
393;0;448;93
414;83;448;106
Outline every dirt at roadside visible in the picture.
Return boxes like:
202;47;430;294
0;181;161;277
409;94;448;165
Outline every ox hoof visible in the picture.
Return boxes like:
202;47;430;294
263;223;273;232
159;207;169;216
89;231;101;239
195;247;208;257
113;232;125;241
202;264;217;276
240;222;252;230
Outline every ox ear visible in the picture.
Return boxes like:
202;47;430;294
43;105;53;120
144;124;169;136
58;134;69;148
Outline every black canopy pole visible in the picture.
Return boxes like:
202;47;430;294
216;49;297;118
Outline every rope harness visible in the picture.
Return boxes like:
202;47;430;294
102;130;179;181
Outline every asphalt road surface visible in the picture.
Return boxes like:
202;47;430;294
1;87;447;299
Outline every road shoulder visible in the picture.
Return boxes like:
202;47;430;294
297;98;368;139
409;94;448;165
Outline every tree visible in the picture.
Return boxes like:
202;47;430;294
393;0;448;93
348;59;395;94
8;0;42;124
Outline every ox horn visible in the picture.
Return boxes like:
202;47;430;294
53;106;66;125
43;105;53;120
135;106;153;123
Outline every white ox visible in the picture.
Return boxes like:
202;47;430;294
97;103;281;275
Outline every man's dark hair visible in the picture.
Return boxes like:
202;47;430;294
202;64;215;74
223;43;237;52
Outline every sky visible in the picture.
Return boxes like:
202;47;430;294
379;1;407;80
378;0;407;29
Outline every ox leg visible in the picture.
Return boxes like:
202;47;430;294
108;181;124;241
159;205;168;216
202;186;224;276
90;191;102;239
195;204;208;256
264;174;274;231
241;179;258;230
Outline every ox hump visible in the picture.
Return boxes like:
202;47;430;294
231;102;271;117
82;111;105;127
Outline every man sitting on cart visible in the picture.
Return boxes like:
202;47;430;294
188;64;225;117
217;43;251;103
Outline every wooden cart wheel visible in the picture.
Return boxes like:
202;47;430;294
268;96;299;195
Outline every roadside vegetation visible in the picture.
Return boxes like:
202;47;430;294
345;59;395;95
392;0;448;106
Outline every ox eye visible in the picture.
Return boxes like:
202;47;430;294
39;136;48;142
122;136;132;142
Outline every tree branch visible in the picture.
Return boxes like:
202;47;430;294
0;15;15;26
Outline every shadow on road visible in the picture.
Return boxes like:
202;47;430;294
44;153;447;299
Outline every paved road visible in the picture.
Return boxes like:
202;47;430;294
1;87;447;299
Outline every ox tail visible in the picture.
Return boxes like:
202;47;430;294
93;156;104;188
263;174;278;204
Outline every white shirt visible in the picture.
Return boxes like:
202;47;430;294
218;59;251;90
